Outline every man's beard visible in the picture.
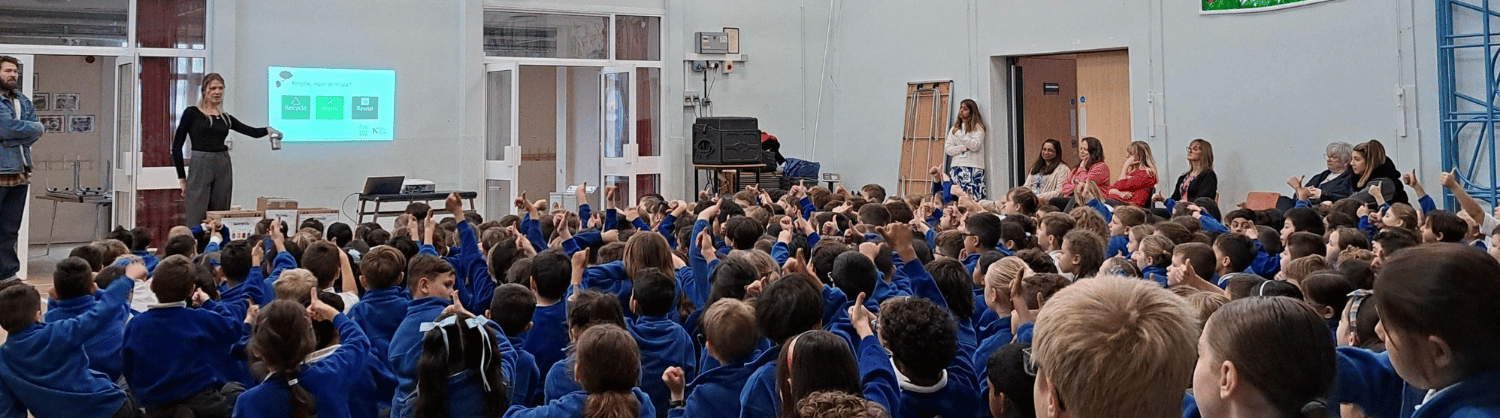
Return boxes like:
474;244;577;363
0;78;16;92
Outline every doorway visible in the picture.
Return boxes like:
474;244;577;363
1009;50;1131;186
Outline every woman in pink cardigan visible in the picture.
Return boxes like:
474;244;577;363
1041;136;1110;208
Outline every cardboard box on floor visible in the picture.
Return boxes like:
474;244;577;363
265;209;299;227
297;208;340;230
206;210;263;240
257;196;298;211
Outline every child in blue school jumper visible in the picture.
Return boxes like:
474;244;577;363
521;250;576;380
1190;297;1337;418
505;324;655;418
347;245;409;362
231;295;369;418
411;311;513;418
738;274;825;418
1134;235;1175;287
489;283;543;407
387;254;460;418
1107;205;1148;258
879;294;982;418
542;290;627;402
1332;244;1500;418
0;258;147;418
44;258;130;381
123;254;250;418
215;240;266;307
624;268;696;418
660;298;761;418
313;291;397;418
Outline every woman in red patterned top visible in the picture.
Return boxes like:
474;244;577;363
1041;136;1110;208
1105;141;1159;206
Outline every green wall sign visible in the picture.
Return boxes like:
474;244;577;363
1202;0;1335;14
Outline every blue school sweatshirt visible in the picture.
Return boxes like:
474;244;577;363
132;250;160;272
1142;265;1170;287
0;367;19;418
1334;347;1500;418
0;277;133;418
123;298;247;408
894;343;983;418
44;292;128;381
668;352;757;418
349;350;398;418
1107;234;1130;258
736;345;782;418
503;388;655;418
521;300;570;380
972;315;1014;381
508;335;543;407
218;279;266;307
350;285;411;362
582;260;633;311
856;335;903;414
388;296;452;418
232;313;369;418
452;222;495;315
628;312;698;418
543;356;582;403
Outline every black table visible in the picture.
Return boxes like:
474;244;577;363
357;191;477;223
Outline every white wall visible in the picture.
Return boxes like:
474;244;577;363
28;55;113;243
214;0;477;218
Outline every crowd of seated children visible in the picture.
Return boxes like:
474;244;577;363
2;138;1500;418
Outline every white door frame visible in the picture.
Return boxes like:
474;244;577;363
113;55;140;229
483;62;521;218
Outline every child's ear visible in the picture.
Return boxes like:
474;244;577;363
358;275;369;289
1321;305;1336;320
484;310;492;319
523;321;532;333
528;278;538;292
1219;255;1231;269
629;298;639;314
1005;239;1016;250
47;288;57;300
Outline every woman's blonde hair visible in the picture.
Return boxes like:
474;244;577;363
198;73;226;110
1186;138;1215;174
1127;141;1158;179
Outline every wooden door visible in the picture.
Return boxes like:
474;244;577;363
1075;50;1132;184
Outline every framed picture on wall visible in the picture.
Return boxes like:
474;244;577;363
54;93;79;112
39;116;64;133
69;115;94;133
31;93;49;111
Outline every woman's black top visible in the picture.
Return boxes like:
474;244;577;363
172;106;268;179
1169;169;1218;202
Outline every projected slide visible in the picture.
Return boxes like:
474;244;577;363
267;66;395;141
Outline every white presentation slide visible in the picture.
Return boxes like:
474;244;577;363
267;66;395;141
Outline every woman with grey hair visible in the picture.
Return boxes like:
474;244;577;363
1278;142;1355;210
1303;142;1355;202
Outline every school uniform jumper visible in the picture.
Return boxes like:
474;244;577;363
44;291;129;381
0;278;134;418
123;298;247;410
231;313;369;418
667;352;758;418
349;285;411;362
628;312;698;418
502;388;655;418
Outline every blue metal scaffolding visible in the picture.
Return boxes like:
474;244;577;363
1439;0;1500;207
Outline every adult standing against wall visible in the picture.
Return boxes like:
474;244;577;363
173;73;279;226
946;99;988;200
0;56;42;284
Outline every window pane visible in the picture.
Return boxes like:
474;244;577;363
635;174;659;199
636;67;660;157
605;175;630;208
0;2;128;47
603;71;629;159
140;57;205;167
137;0;207;49
615;15;660;61
486;69;513;161
483;11;607;59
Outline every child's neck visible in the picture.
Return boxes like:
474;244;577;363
536;297;559;307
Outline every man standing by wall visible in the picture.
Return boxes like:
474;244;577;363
0;55;43;284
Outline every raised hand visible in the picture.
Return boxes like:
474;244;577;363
445;192;464;218
1439;168;1459;189
306;288;339;321
848;292;876;338
575;182;589;206
662;367;686;402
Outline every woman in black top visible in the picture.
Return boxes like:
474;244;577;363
173;73;279;226
1154;138;1218;216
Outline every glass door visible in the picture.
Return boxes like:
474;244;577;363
113;56;138;228
599;66;635;207
484;62;521;220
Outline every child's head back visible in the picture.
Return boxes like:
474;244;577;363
1283;207;1326;237
163;234;197;258
274;269;318;304
777;330;861;418
1137;235;1175;268
529;250;572;302
1423;210;1467;243
1300;271;1353;319
300;241;342;289
708;256;759;305
248;300;315;377
986;342;1036;418
1196;297;1336;418
488;283;536;337
567;290;626;335
967;212;1004;250
1285;232;1325;261
67;245;103;272
0;285;40;333
1375;243;1500;388
629;267;676;317
1033;276;1197;418
702;298;759;362
151;255;197;303
415;311;509;417
220;240;253;283
53;256;96;300
623;232;673;278
794;390;889;418
360;246;407;289
756;274;824;345
1114;206;1147;231
575;324;642;418
927;258;976;319
1171;242;1216;282
878;296;958;382
830;251;877;299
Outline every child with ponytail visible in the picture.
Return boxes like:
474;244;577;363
505;324;655;418
411;310;511;418
233;290;370;418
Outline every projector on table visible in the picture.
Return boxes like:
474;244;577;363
401;179;436;194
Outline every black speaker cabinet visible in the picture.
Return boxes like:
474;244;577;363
692;117;761;165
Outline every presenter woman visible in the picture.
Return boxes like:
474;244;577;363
173;73;280;226
946;99;988;200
